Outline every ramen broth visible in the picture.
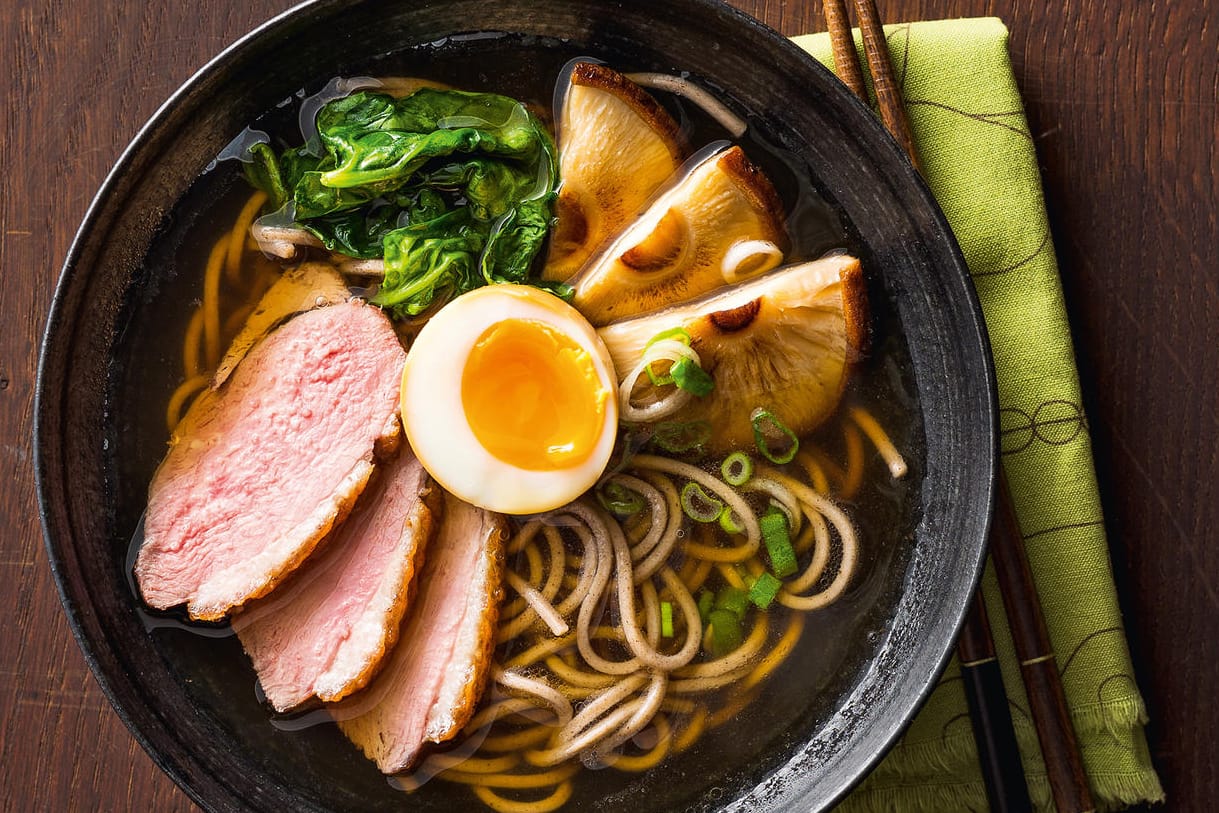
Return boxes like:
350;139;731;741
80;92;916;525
111;33;922;813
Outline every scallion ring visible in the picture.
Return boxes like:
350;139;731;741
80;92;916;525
751;408;800;464
718;506;745;535
652;420;711;454
596;480;646;517
681;481;724;523
645;326;693;349
642;338;700;387
720;452;753;486
619;352;695;422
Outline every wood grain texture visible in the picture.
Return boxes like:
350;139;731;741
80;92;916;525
2;1;1214;811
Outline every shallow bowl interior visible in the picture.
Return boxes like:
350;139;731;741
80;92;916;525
35;1;996;811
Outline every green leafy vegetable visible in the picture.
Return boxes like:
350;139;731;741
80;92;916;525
244;142;292;211
244;87;560;317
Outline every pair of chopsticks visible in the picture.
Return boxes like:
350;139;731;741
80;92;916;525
822;3;1096;811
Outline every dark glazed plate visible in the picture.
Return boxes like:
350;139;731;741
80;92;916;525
34;1;996;811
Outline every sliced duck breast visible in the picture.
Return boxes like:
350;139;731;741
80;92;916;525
338;493;505;773
233;445;438;711
135;300;405;621
212;261;350;389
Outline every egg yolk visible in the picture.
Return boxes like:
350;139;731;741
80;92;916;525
461;318;608;471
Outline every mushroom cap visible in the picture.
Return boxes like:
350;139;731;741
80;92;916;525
543;62;686;283
597;254;867;451
570;145;787;325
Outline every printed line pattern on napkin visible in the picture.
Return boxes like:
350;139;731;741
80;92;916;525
793;18;1164;812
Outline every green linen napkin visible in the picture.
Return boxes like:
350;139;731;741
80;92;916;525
792;19;1164;812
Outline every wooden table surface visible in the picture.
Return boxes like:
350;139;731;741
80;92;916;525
2;0;1214;810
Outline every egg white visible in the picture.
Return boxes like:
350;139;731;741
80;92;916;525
400;284;619;515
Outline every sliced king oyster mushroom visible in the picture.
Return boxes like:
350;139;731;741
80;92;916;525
542;62;686;283
570;144;788;326
597;254;867;452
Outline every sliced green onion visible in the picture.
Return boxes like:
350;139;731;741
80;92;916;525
706;609;743;657
720;451;753;486
767;497;798;531
697;589;715;624
643;326;692;385
660;601;674;637
542;281;575;302
718;506;745;535
748;572;783;610
681;481;724;523
596;481;645;516
652;420;711;453
670;357;714;397
751;407;800;464
643;327;694;385
760;505;798;578
645;326;693;349
645;359;676;387
714;586;750;619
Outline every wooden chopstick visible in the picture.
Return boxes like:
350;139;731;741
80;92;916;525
825;3;1098;810
851;0;921;169
819;11;1024;807
989;470;1096;812
957;589;1035;813
824;0;867;99
818;17;1024;805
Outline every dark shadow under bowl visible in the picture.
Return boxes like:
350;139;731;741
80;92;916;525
35;1;996;811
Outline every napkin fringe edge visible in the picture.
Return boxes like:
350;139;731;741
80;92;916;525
873;693;1147;778
1072;693;1149;736
842;770;1165;813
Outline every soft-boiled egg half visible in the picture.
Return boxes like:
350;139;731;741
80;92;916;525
401;284;619;515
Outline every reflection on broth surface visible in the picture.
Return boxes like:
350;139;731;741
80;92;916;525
113;35;922;813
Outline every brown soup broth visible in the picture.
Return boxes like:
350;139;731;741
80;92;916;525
108;32;923;813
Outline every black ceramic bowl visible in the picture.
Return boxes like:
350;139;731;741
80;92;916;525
35;1;996;810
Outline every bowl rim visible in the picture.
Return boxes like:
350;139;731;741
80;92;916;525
34;2;325;809
35;0;998;810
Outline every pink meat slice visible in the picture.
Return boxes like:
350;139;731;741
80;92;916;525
338;493;505;773
233;445;438;712
135;300;405;621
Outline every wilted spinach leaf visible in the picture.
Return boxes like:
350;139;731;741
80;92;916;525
245;87;560;318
